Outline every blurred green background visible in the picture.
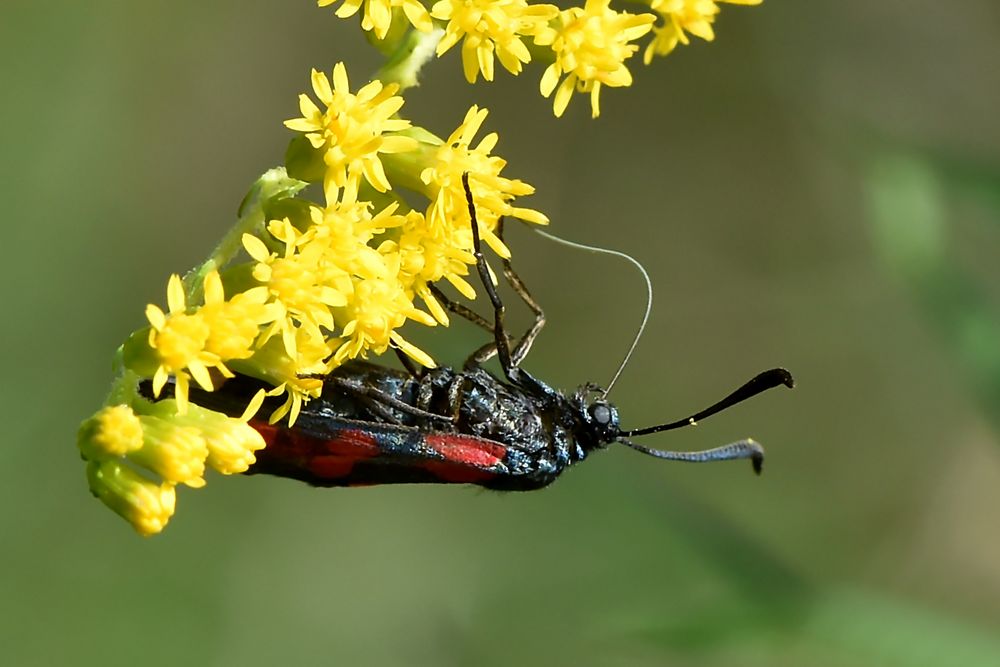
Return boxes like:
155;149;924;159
3;2;999;665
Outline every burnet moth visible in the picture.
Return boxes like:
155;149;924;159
159;174;794;490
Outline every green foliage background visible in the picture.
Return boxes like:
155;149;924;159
3;2;999;665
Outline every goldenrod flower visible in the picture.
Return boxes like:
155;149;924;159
198;270;277;360
420;106;548;261
535;0;655;117
130;414;209;488
151;400;267;475
333;256;437;368
318;0;433;40
146;274;230;412
644;0;761;63
78;405;144;460
395;209;477;317
243;222;351;361
284;64;418;201
431;0;559;83
86;460;176;537
308;192;407;280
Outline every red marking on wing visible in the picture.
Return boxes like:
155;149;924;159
250;420;380;482
251;420;379;456
309;456;356;478
311;430;378;478
251;421;279;444
424;433;507;467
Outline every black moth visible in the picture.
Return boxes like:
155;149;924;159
181;174;794;490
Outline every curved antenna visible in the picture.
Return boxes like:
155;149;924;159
620;368;794;438
620;438;765;475
532;228;652;398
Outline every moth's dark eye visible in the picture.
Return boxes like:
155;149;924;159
590;403;612;425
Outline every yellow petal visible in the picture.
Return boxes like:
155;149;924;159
312;69;333;104
203;270;225;305
146;304;166;331
539;64;561;98
152;365;169;397
188;360;214;392
242;234;271;262
553;74;576;117
390;332;436;368
166;274;186;314
240;388;268;422
332;63;350;95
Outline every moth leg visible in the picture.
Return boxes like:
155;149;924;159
428;283;493;333
463;173;522;384
325;377;454;423
496;217;546;366
445;217;545;368
426;218;542;367
446;375;466;422
355;395;405;425
416;374;435;413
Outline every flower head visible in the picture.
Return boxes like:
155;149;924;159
129;414;209;488
145;274;230;412
198;271;277;361
284;64;418;201
420;106;548;262
333;255;437;368
243;221;351;362
78;405;144;460
431;0;559;83
318;0;433;40
151;400;267;475
535;0;655;117
86;460;176;537
644;0;762;63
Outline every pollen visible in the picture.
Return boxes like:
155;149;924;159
284;64;418;200
535;0;654;117
431;0;559;83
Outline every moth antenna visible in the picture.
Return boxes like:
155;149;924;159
532;228;652;399
620;438;765;475
620;368;794;437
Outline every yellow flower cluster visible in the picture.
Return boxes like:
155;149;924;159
79;401;266;536
318;0;761;117
79;62;545;535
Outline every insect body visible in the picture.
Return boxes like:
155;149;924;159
180;175;794;490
